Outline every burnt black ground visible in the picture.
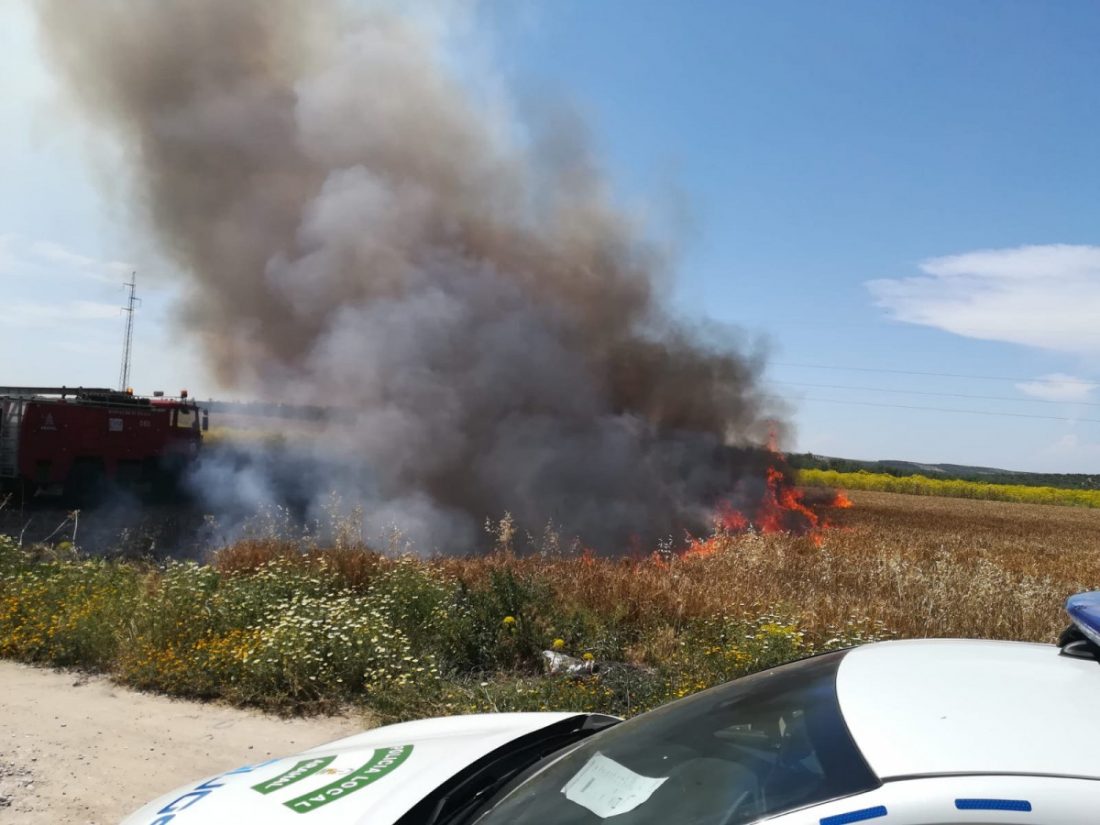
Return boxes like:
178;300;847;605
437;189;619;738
0;498;211;559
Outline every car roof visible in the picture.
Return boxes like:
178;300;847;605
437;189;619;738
836;639;1100;780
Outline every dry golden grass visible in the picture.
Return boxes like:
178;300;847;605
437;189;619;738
213;539;385;589
441;490;1100;646
211;490;1100;646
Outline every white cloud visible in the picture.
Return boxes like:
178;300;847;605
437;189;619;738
30;240;132;282
10;299;121;327
1038;433;1100;471
867;244;1100;355
0;233;16;272
0;234;132;283
1016;372;1096;402
31;240;96;269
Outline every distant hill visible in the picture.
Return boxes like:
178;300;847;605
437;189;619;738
787;453;1100;491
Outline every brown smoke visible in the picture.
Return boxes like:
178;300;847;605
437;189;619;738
34;0;781;550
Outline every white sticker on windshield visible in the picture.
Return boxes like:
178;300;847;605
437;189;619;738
561;752;667;818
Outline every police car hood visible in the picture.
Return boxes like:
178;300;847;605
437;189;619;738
119;712;589;825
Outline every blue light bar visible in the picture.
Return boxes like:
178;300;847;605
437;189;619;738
1066;591;1100;647
956;799;1032;812
820;806;888;825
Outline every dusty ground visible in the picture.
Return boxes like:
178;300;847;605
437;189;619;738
0;661;365;824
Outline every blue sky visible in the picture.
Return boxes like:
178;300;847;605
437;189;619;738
3;1;1099;471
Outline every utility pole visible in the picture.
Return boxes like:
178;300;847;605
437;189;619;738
118;272;140;391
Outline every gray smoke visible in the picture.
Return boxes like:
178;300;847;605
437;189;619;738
34;0;781;551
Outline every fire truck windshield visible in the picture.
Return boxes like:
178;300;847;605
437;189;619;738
175;407;198;430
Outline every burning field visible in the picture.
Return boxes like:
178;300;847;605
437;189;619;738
191;432;856;557
16;1;1096;724
0;434;851;559
30;0;811;554
2;490;1098;720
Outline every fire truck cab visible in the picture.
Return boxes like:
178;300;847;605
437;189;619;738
0;386;208;504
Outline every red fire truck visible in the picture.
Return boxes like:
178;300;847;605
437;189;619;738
0;386;208;503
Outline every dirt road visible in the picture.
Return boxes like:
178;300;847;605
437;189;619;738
0;661;365;824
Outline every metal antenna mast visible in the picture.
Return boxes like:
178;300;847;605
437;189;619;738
118;272;140;391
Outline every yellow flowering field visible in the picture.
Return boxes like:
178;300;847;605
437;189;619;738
799;468;1100;508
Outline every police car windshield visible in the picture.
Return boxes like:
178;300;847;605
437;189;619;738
471;651;877;825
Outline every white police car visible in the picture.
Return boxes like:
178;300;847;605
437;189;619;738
121;592;1100;824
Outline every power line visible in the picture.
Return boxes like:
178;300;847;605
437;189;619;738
770;380;1100;408
771;362;1099;387
768;394;1100;424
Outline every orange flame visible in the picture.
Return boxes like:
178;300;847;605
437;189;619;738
715;501;749;532
755;466;820;534
679;445;853;559
682;534;722;559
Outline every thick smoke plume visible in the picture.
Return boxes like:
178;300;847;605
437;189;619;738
35;0;781;551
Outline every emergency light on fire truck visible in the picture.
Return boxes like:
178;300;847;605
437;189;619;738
0;385;209;504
